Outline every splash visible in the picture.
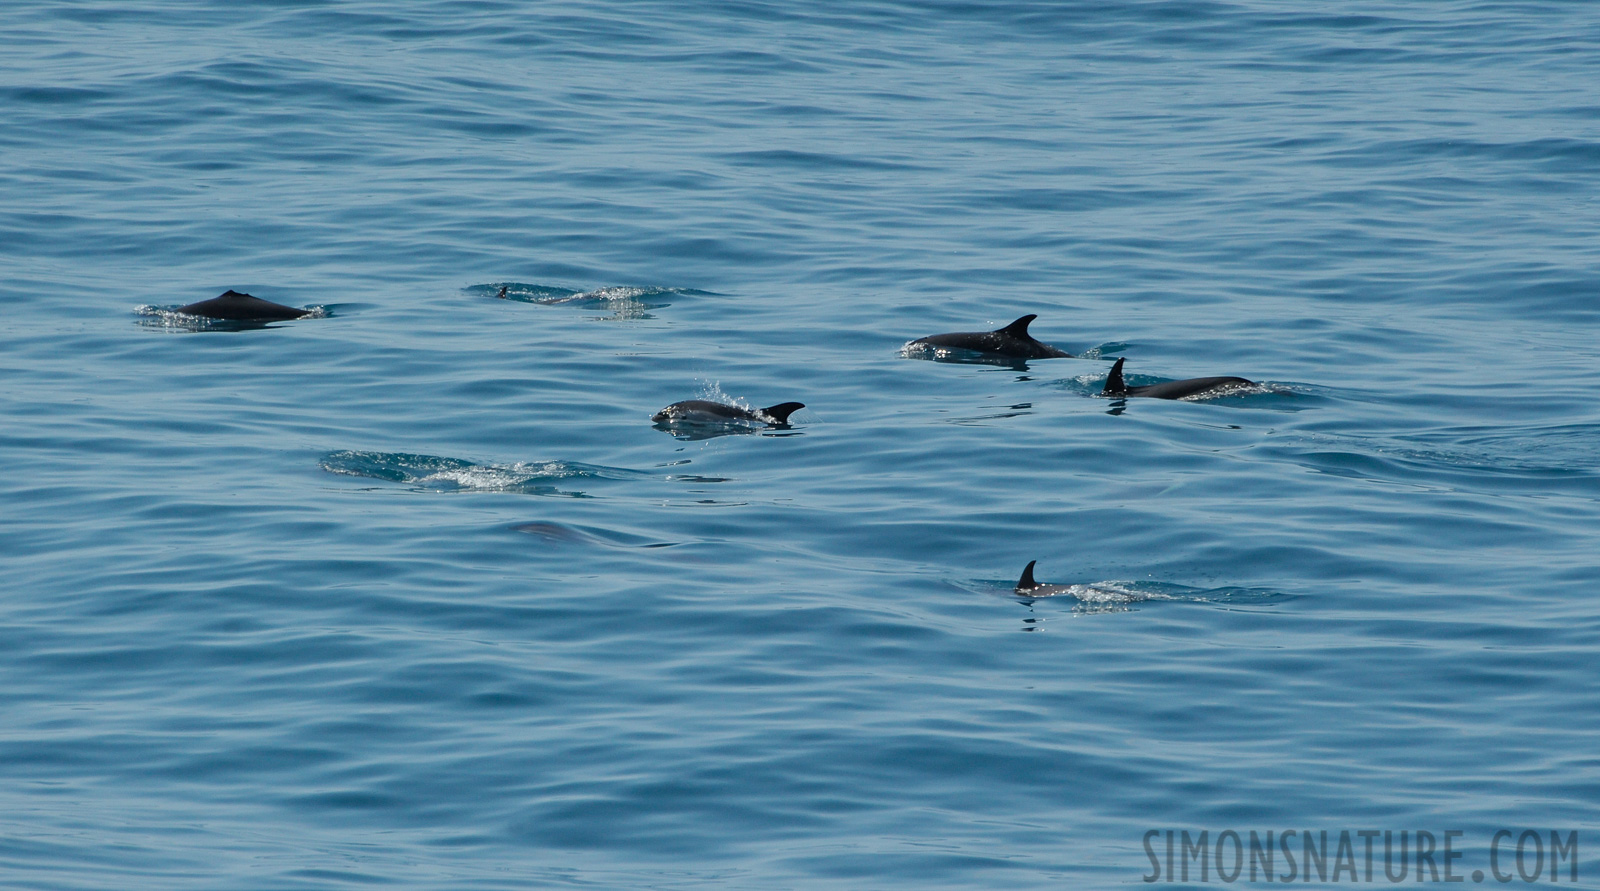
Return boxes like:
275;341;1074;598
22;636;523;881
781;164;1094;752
993;577;1282;613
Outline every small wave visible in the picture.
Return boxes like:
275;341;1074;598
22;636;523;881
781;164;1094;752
1448;425;1600;473
1077;342;1130;360
1283;425;1600;480
320;450;642;494
942;403;1035;425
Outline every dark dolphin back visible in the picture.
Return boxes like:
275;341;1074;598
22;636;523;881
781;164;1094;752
1103;357;1253;399
1133;376;1254;400
760;402;805;424
176;290;308;321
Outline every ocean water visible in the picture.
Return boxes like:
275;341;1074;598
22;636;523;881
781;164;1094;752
3;1;1598;887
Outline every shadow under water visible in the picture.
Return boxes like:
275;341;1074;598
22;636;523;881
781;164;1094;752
470;282;713;320
319;450;644;495
511;520;678;549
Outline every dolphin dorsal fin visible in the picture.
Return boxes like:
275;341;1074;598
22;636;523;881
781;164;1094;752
1017;560;1038;591
1103;357;1127;396
996;314;1038;338
760;402;805;424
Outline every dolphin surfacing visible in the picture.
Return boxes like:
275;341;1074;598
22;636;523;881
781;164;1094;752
1013;561;1147;605
907;314;1073;360
175;290;311;322
651;400;805;426
1101;357;1252;400
1014;560;1077;597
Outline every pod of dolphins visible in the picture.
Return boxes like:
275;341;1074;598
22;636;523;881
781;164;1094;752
905;313;1255;401
166;291;1265;600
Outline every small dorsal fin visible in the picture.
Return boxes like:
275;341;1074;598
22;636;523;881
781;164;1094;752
1016;560;1038;591
1103;357;1127;396
220;289;251;299
760;402;805;424
497;286;508;299
996;314;1038;338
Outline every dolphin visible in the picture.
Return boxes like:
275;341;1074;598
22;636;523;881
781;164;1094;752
1014;560;1077;597
1013;561;1152;606
907;314;1072;359
175;290;310;321
1101;357;1252;400
651;400;805;426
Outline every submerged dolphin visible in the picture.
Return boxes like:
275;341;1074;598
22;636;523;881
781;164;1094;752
907;314;1072;359
1101;357;1252;400
651;400;805;426
175;290;310;322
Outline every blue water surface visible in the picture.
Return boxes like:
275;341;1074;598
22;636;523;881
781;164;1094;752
2;2;1598;887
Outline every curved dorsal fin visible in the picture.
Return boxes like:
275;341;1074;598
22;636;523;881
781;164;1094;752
760;402;805;424
996;314;1038;338
1103;357;1127;396
1016;560;1038;591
